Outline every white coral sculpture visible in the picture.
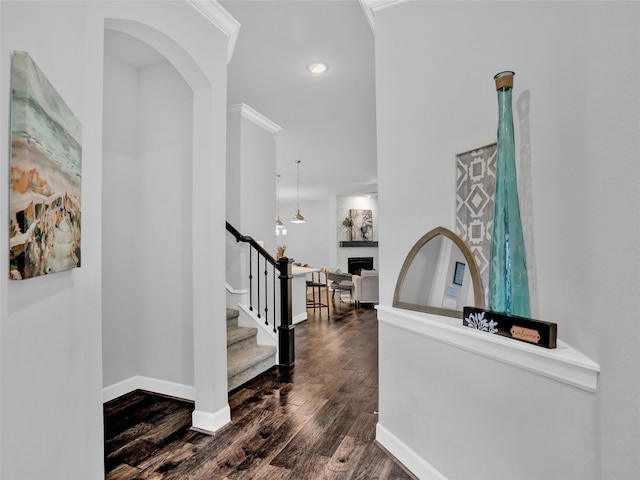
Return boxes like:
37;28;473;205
465;311;498;334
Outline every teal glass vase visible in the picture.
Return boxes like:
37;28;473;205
488;71;531;318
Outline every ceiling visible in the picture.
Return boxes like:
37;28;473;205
104;1;377;204
221;0;377;203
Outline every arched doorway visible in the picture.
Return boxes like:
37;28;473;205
102;26;195;398
100;17;230;434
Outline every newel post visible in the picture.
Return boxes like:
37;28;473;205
278;257;295;366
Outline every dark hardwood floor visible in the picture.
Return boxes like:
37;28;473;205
104;301;417;480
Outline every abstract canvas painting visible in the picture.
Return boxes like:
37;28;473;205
9;51;82;280
455;142;497;302
350;209;373;241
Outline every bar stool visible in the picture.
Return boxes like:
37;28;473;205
306;268;330;317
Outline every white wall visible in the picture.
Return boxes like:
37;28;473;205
102;50;141;386
226;112;242;227
226;105;279;299
226;112;243;290
240;116;278;253
0;2;103;478
375;1;639;479
97;1;231;435
1;1;233;477
228;107;279;254
103;50;195;389
280;198;333;268
139;60;195;385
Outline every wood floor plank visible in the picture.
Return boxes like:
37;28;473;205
230;395;327;474
348;384;378;416
138;408;192;444
349;441;395;480
236;415;306;469
323;435;368;479
103;305;418;479
227;463;292;480
171;407;276;476
288;451;331;479
104;393;165;439
134;439;196;473
346;412;378;443
387;459;420;480
323;404;359;438
105;421;156;459
103;390;148;417
105;463;142;480
105;438;163;474
209;407;285;476
271;391;350;461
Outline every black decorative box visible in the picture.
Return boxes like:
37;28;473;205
463;307;557;349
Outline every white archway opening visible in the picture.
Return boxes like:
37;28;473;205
101;17;230;434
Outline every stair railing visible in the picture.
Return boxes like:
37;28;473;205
226;222;295;366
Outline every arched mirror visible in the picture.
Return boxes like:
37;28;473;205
393;227;484;318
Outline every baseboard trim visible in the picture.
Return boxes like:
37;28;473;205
192;406;231;434
103;375;195;403
376;422;448;480
293;312;308;324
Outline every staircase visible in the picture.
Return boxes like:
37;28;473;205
226;308;277;391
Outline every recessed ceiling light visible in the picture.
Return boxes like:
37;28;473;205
307;62;328;75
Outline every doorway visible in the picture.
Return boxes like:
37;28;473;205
101;27;195;398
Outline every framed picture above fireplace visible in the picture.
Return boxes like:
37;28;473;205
350;209;373;241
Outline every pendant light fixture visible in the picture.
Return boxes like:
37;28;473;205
275;174;287;236
291;160;306;223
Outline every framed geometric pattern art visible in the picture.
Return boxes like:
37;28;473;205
9;51;82;280
455;141;497;304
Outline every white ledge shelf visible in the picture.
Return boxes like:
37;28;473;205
377;305;600;392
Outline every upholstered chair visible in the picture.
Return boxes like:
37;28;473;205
352;269;379;308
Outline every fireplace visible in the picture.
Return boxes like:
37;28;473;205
348;257;374;275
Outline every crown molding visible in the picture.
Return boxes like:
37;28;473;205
185;0;240;64
359;0;410;32
228;104;283;134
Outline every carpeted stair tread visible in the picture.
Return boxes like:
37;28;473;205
227;326;259;354
227;346;277;391
227;325;257;345
227;344;277;378
225;307;276;391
